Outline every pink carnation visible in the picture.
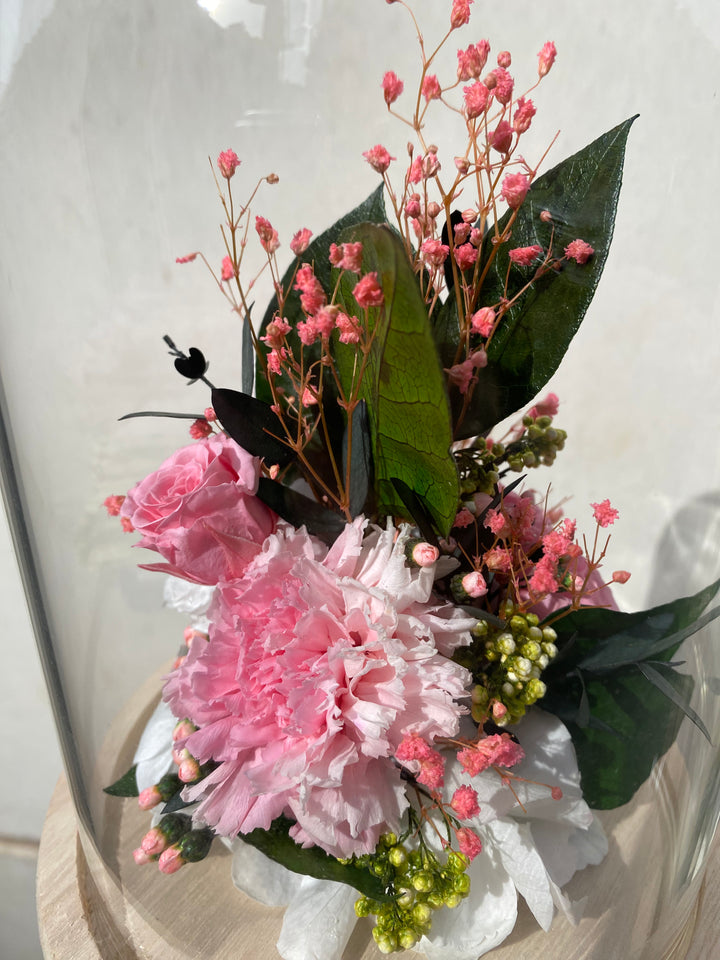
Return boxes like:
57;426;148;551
120;434;276;585
363;144;395;174
163;521;472;858
591;498;619;527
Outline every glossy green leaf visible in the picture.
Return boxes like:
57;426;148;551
256;184;387;405
542;577;720;808
103;765;139;797
333;224;458;537
453;116;637;439
241;816;391;902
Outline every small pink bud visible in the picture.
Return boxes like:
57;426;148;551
497;50;511;68
133;847;153;865
412;542;440;567
491;700;508;720
540;209;553;224
158;845;185;875
203;407;217;422
612;570;631;584
454;156;471;174
175;253;198;264
405;195;421;218
266;172;279;184
490;120;513;155
462;571;487;598
551;786;563;800
178;756;201;783
141;827;167;857
138;786;162;811
221;256;234;282
173;719;196;742
426;201;442;219
268;463;280;480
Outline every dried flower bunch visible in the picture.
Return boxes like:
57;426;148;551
105;2;718;957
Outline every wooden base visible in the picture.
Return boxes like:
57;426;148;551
37;769;720;960
36;673;720;959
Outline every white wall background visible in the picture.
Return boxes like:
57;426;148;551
1;0;719;955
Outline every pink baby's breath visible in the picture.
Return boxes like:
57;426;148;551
189;418;213;440
335;312;363;344
175;253;198;264
509;244;543;266
612;570;632;583
471;307;496;337
490;120;513;154
451;785;480;820
450;0;473;30
463;81;490;119
565;239;595;264
255;215;280;254
455;826;483;861
363;144;395;174
382;70;404;106
458;733;525;776
490;67;514;105
538;41;557;77
514;96;536;134
103;494;125;516
221;256;234;281
454;242;478;272
422;74;442;102
527;392;560;418
217;149;240;179
290;228;312;255
353;272;384;308
501;172;530;209
529;554;559;594
457;40;490;81
591;498;619;527
421;238;450;268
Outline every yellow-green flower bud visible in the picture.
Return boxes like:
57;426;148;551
521;640;542;661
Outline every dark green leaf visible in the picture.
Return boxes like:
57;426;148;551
118;411;206;422
240;816;391;902
256;477;346;545
103;765;139;797
541;577;720;808
255;185;387;405
343;400;373;518
454;116;638;439
636;661;711;742
211;388;295;467
241;305;255;396
333;224;458;537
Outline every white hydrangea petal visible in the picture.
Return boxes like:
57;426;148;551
132;697;176;792
530;814;608;887
486;819;554;931
276;876;358;960
228;838;304;907
548;876;588;925
419;840;517;960
162;576;215;620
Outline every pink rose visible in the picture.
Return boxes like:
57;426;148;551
121;434;275;585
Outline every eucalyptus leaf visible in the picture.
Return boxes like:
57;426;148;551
103;765;139;797
240;816;391;902
453;116;638;438
333;224;458;537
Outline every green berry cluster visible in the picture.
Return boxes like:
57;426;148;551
353;835;471;954
455;437;502;498
505;415;567;472
464;607;558;723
